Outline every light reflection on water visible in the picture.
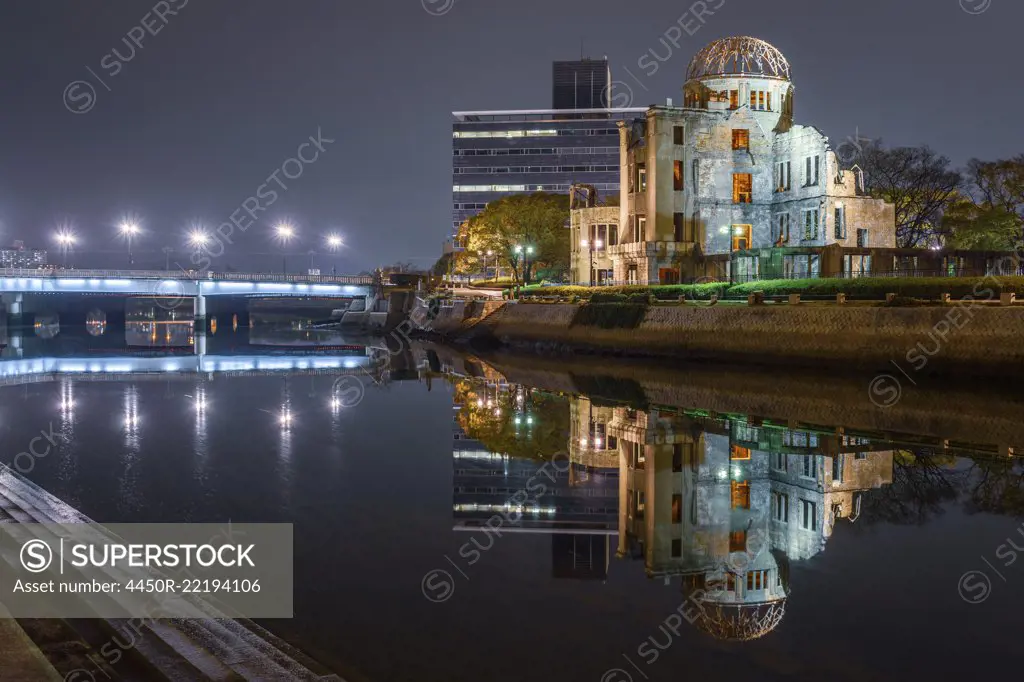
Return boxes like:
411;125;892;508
0;332;1021;681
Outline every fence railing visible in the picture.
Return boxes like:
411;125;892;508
0;268;375;285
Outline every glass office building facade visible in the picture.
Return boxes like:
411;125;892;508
552;59;611;110
451;108;645;235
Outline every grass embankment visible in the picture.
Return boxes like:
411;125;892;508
515;276;1024;302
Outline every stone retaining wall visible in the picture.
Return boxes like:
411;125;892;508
440;301;1024;373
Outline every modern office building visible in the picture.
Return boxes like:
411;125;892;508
552;58;611;110
1;242;47;269
452;107;644;235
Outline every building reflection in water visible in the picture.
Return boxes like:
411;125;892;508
125;321;195;348
453;382;894;639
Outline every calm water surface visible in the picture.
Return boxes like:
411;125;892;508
1;326;1023;682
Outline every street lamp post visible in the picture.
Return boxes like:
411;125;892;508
275;224;296;274
54;231;76;268
187;230;210;269
120;222;140;267
325;234;343;275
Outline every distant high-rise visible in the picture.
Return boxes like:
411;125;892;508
552;58;610;110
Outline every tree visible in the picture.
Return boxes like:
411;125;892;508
459;193;570;285
942;193;1020;251
965;156;1024;241
858;141;962;248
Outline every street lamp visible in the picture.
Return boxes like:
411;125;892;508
187;230;210;270
325;234;343;275
274;223;296;274
580;239;604;286
54;231;76;268
120;221;140;266
478;249;495;281
514;244;535;285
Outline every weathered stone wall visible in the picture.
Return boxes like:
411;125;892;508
465;300;1024;374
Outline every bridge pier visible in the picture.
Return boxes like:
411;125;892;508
4;294;23;329
193;293;207;326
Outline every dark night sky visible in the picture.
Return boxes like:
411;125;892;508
0;0;1019;272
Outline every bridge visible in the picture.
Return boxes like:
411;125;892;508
0;268;378;323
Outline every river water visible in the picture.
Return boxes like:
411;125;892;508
1;324;1023;681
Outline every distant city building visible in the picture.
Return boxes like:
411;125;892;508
552;58;611;110
570;36;898;285
451;107;643;235
1;242;47;269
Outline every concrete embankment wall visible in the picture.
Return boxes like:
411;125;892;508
428;300;1024;373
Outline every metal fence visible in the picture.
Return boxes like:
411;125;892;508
0;268;375;285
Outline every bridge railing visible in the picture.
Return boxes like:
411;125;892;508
0;268;375;285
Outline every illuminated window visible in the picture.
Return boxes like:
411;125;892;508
672;494;682;523
732;129;750;150
730;90;739;109
674;160;683;191
730;445;751;460
731;482;751;510
634;490;645;519
758;91;765;110
750;90;757;109
733;174;752;203
729;530;746;553
732;224;752;252
747;570;769;590
766;92;772;111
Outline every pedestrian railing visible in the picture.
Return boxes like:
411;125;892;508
0;268;374;285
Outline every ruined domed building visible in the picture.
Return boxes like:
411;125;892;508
570;36;897;285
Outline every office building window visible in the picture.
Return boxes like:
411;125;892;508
733;174;753;204
732;129;750;150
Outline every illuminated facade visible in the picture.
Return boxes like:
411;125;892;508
570;36;897;285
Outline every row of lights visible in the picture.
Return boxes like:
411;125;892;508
52;221;346;265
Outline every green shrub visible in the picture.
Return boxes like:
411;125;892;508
591;292;627;303
627;293;653;305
